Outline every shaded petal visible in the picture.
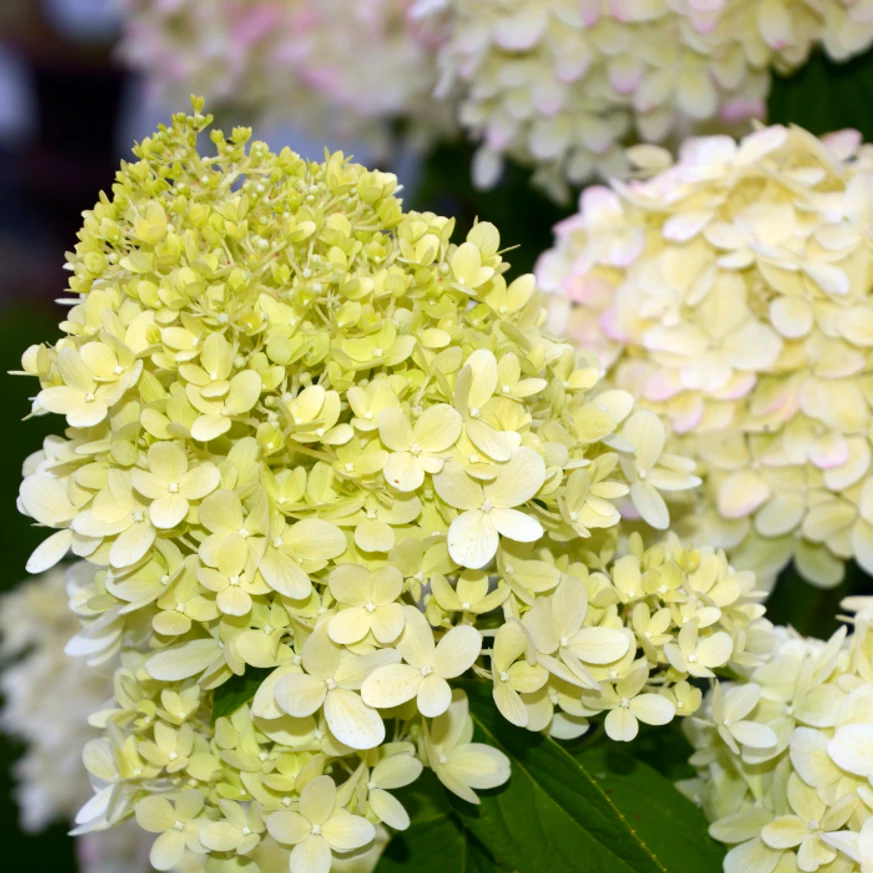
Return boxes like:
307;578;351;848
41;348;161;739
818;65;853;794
275;673;327;718
447;510;498;570
324;688;385;750
289;835;332;873
433;625;482;678
321;812;376;853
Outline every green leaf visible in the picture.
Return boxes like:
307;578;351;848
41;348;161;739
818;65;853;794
210;667;272;724
376;772;502;873
376;812;498;873
768;48;873;141
448;683;724;873
610;721;696;785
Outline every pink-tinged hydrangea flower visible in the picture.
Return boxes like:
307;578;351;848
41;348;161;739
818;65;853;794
421;0;873;196
118;0;449;154
539;123;873;589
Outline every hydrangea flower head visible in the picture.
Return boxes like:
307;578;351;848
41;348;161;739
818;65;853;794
684;597;873;873
119;0;447;155
539;123;873;589
16;101;769;872
425;0;873;194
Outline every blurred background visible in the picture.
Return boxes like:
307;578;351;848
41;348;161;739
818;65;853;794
3;3;873;872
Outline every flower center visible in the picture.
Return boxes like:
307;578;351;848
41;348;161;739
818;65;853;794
420;665;434;677
365;601;376;613
325;678;337;690
229;575;240;586
499;671;510;683
469;406;480;418
84;392;96;402
560;636;570;648
482;501;493;513
168;482;179;493
173;820;184;831
311;824;321;836
410;443;422;456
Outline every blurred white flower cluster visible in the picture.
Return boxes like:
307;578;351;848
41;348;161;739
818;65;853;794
0;570;173;873
118;0;449;156
539;123;873;589
0;567;110;832
427;0;873;194
117;1;873;196
684;598;873;873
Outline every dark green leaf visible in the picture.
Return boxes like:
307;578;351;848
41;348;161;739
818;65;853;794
447;683;724;873
210;667;273;724
608;721;697;785
768;48;873;141
376;812;498;873
376;772;502;873
573;747;722;872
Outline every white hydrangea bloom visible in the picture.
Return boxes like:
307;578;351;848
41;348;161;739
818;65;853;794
684;597;873;873
118;0;449;156
423;0;873;195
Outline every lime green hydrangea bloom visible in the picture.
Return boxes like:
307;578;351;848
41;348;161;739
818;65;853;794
18;102;768;873
539;124;873;591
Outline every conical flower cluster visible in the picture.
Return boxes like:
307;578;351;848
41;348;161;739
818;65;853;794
16;102;768;873
424;0;873;194
539;123;873;589
684;600;873;873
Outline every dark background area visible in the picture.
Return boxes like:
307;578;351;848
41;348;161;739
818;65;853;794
2;5;873;872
